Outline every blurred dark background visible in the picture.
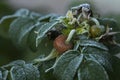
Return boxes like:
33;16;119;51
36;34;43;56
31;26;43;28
0;0;120;66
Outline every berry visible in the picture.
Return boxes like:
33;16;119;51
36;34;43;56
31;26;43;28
53;35;73;54
89;25;102;38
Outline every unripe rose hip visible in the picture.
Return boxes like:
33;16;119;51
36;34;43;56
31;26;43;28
89;25;102;38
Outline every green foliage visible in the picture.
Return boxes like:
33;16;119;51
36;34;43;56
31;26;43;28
1;60;40;80
79;39;108;51
36;20;58;47
77;60;109;80
98;18;120;54
110;56;120;80
54;51;83;80
0;68;8;80
9;17;36;49
10;64;40;80
83;47;112;71
38;59;56;80
0;3;120;80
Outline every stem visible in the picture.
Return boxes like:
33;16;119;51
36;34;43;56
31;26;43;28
33;48;58;63
65;29;76;44
73;40;80;50
90;17;100;26
45;56;59;73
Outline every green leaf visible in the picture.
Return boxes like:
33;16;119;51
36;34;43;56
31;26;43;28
36;37;53;56
77;60;109;80
107;44;120;55
10;64;40;80
28;36;53;58
27;22;45;51
14;9;29;17
0;9;41;39
98;18;120;43
9;17;36;49
36;21;58;47
29;12;42;19
54;50;83;80
38;14;58;22
79;39;108;51
0;9;29;24
83;47;112;71
89;54;112;71
0;68;8;80
1;60;25;68
27;22;53;54
109;56;120;80
115;33;120;43
38;59;57;80
98;18;120;31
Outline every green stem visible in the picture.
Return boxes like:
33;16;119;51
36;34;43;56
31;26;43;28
33;48;58;63
45;57;59;72
73;40;80;50
90;17;100;26
65;29;76;44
